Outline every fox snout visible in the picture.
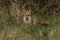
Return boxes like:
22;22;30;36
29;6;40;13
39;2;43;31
23;16;31;23
26;17;29;20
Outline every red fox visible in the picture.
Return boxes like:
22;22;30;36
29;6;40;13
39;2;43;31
23;10;48;25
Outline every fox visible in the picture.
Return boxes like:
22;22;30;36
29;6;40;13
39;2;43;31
23;10;48;25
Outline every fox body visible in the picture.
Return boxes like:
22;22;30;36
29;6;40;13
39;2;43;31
32;16;48;25
23;10;48;25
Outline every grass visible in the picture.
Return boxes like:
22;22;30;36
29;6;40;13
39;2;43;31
0;1;60;40
0;11;60;40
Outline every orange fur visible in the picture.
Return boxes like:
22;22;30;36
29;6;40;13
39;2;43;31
24;11;30;16
23;10;48;25
32;16;48;25
38;20;48;25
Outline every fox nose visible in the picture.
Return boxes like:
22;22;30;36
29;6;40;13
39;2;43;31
26;17;28;20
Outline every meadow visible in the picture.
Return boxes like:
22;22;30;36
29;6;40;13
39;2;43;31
0;0;60;40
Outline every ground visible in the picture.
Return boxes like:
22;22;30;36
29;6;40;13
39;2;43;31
0;0;60;40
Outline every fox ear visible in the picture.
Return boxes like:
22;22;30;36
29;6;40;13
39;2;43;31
28;10;31;14
22;7;26;13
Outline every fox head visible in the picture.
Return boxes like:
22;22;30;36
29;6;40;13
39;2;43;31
23;10;31;23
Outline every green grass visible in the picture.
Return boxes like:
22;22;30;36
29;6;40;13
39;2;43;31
0;8;60;40
0;1;60;40
0;10;60;40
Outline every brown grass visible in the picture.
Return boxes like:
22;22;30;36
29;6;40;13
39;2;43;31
0;0;60;40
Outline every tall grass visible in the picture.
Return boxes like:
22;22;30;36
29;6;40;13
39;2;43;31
0;0;60;40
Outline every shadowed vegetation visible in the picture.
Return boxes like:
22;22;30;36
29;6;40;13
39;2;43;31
0;0;60;40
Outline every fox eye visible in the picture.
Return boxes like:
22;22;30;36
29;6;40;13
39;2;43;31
28;15;29;16
25;15;26;16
